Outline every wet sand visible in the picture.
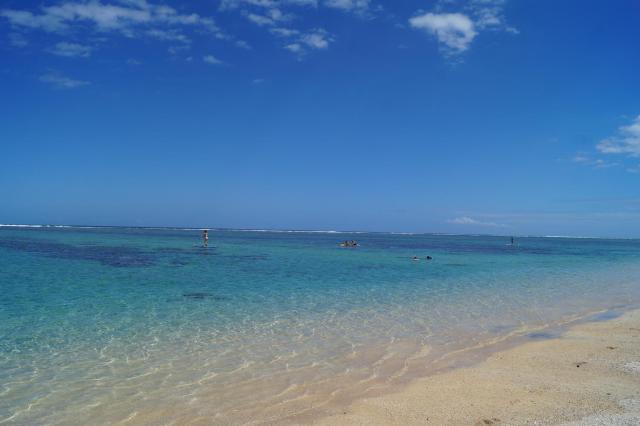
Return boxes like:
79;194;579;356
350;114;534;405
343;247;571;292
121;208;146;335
313;309;640;426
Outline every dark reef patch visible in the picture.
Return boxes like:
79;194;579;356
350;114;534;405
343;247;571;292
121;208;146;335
0;238;154;267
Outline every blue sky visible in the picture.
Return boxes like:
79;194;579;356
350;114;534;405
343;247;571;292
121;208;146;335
1;0;639;236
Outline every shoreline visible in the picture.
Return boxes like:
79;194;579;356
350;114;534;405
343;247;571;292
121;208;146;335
305;308;640;426
2;304;639;425
66;306;640;425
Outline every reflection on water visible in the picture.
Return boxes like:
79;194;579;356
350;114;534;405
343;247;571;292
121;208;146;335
1;227;639;424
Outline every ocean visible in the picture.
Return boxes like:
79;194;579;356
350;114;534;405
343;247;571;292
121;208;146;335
1;226;639;424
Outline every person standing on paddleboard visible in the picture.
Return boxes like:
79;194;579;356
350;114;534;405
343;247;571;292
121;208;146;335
203;229;209;247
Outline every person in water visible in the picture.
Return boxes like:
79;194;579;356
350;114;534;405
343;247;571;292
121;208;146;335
203;229;209;247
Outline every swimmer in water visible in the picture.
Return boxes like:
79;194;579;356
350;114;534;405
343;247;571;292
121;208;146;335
203;229;209;247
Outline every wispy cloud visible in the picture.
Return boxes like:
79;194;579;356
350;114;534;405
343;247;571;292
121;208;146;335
246;13;274;26
597;115;640;157
219;0;367;55
300;29;332;49
571;154;619;170
220;0;318;10
447;216;507;227
285;43;302;53
235;40;251;49
270;27;300;37
1;1;221;34
146;29;191;43
220;0;372;15
203;54;223;65
467;0;516;33
1;0;227;58
245;7;293;26
48;41;92;57
8;32;29;47
281;28;333;55
39;72;89;89
324;0;372;15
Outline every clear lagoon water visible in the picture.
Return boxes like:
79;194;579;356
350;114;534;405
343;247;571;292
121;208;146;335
1;226;640;424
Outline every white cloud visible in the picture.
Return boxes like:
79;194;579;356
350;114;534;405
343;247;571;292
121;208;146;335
220;0;324;11
1;1;224;37
323;0;371;14
572;154;590;164
1;1;234;59
281;28;333;55
146;29;190;43
219;0;278;10
0;9;67;32
246;13;273;26
167;44;190;55
48;41;92;57
409;1;517;56
220;0;373;23
218;0;366;55
284;42;302;53
270;27;300;37
572;154;619;170
245;7;293;26
409;12;477;53
592;159;619;169
203;54;223;65
235;39;251;49
597;115;640;157
39;72;89;89
447;216;506;227
301;30;331;49
468;0;506;30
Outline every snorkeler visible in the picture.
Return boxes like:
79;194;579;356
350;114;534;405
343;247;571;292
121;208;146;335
203;229;209;247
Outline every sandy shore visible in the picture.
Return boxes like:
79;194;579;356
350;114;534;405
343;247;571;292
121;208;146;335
311;309;640;426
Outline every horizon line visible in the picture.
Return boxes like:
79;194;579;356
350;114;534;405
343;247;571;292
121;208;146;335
0;223;637;241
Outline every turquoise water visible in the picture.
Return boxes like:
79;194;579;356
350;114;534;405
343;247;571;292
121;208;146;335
1;226;640;424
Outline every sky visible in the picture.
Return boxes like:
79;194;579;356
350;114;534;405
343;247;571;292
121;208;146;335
1;0;639;237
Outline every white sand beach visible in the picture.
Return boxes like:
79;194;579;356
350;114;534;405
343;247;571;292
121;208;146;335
312;310;640;426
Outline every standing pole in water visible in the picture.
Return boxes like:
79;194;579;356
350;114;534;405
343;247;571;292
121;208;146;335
203;229;209;247
511;236;514;245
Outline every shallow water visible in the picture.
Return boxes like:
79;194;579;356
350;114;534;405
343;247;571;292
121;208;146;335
1;227;639;424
